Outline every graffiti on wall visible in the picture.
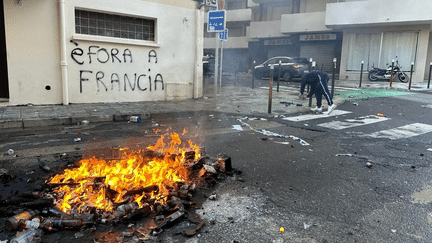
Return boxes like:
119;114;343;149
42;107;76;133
71;46;164;93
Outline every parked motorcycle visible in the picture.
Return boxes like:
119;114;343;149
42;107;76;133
368;57;409;83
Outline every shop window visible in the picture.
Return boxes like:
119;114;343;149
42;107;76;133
75;9;155;41
346;31;418;72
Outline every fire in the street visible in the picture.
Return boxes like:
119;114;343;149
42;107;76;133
48;131;201;213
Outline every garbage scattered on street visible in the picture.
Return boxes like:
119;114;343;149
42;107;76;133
274;142;289;145
237;117;310;146
428;148;432;152
7;149;14;155
73;138;81;142
353;102;359;106
303;222;311;229
130;116;142;123
81;120;89;125
335;154;354;157
37;161;51;172
391;229;397;233
366;162;373;168
232;125;243;131
279;227;284;233
376;113;385;117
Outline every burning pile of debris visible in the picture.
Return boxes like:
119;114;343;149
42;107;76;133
1;131;237;242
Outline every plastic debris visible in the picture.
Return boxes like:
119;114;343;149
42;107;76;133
37;161;51;172
237;118;310;146
303;222;311;229
232;125;243;131
274;142;289;145
335;154;354;157
81;120;89;125
73;138;81;142
130;116;142;123
208;194;217;200
10;228;44;243
279;227;284;233
427;148;432;152
376;113;385;117
209;212;216;224
7;149;14;155
366;162;373;168
353;102;359;106
391;229;397;233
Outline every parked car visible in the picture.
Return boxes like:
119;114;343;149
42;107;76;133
253;56;311;81
203;55;215;76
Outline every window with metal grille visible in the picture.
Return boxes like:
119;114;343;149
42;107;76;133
75;9;155;41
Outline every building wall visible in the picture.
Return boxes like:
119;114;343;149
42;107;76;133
4;0;202;105
339;25;430;82
4;0;63;105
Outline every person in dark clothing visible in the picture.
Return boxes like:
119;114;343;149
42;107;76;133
298;70;337;115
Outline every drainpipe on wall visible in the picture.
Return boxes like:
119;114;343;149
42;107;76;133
59;0;69;105
194;7;204;98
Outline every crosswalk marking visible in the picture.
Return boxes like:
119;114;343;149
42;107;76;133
282;110;352;122
317;115;389;130
361;123;432;140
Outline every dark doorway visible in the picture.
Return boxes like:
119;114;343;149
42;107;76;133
0;0;9;99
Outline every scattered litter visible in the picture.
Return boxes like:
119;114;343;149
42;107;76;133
303;222;311;230
391;229;397;233
348;95;355;98
335;154;354;157
296;104;303;106
353;102;358;106
304;124;309;126
274;142;289;145
37;161;51;172
376;113;385;117
280;101;293;107
427;148;432;152
232;125;243;131
208;194;217;200
279;227;284;233
130;116;142;123
81;120;89;125
237;118;310;146
313;222;318;226
261;137;274;141
7;149;14;155
366;162;373;168
73;138;82;143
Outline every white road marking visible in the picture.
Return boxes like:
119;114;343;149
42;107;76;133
283;110;351;122
317;115;389;130
361;123;432;140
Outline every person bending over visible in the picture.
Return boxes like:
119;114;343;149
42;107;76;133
298;70;337;115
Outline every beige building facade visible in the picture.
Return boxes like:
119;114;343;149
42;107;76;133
1;0;204;105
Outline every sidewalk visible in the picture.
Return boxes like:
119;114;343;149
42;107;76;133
0;77;429;129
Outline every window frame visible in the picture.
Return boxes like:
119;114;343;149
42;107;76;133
72;8;160;48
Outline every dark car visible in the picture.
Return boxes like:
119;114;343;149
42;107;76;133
253;56;311;81
203;56;215;76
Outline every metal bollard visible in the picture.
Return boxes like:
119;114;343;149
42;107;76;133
359;61;364;88
390;59;394;88
331;58;337;98
277;60;281;92
409;62;414;90
428;62;432;89
252;60;256;89
268;65;274;113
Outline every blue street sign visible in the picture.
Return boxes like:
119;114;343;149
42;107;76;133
207;10;226;32
218;28;228;41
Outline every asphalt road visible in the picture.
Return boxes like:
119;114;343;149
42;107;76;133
1;82;432;242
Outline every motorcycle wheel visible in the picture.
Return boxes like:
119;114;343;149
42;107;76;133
398;72;409;83
368;71;380;81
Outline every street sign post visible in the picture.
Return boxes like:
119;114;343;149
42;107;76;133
207;10;226;32
218;28;228;41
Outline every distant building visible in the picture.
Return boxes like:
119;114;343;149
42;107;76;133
205;0;432;83
1;0;204;105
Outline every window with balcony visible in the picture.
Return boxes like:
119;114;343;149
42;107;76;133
260;0;300;21
346;31;419;72
75;9;155;41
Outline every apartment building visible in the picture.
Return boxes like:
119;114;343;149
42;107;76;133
206;0;432;83
1;0;204;105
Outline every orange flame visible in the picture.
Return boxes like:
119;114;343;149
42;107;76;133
49;132;201;213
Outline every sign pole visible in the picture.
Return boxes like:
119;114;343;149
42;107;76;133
219;39;224;88
214;36;219;97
